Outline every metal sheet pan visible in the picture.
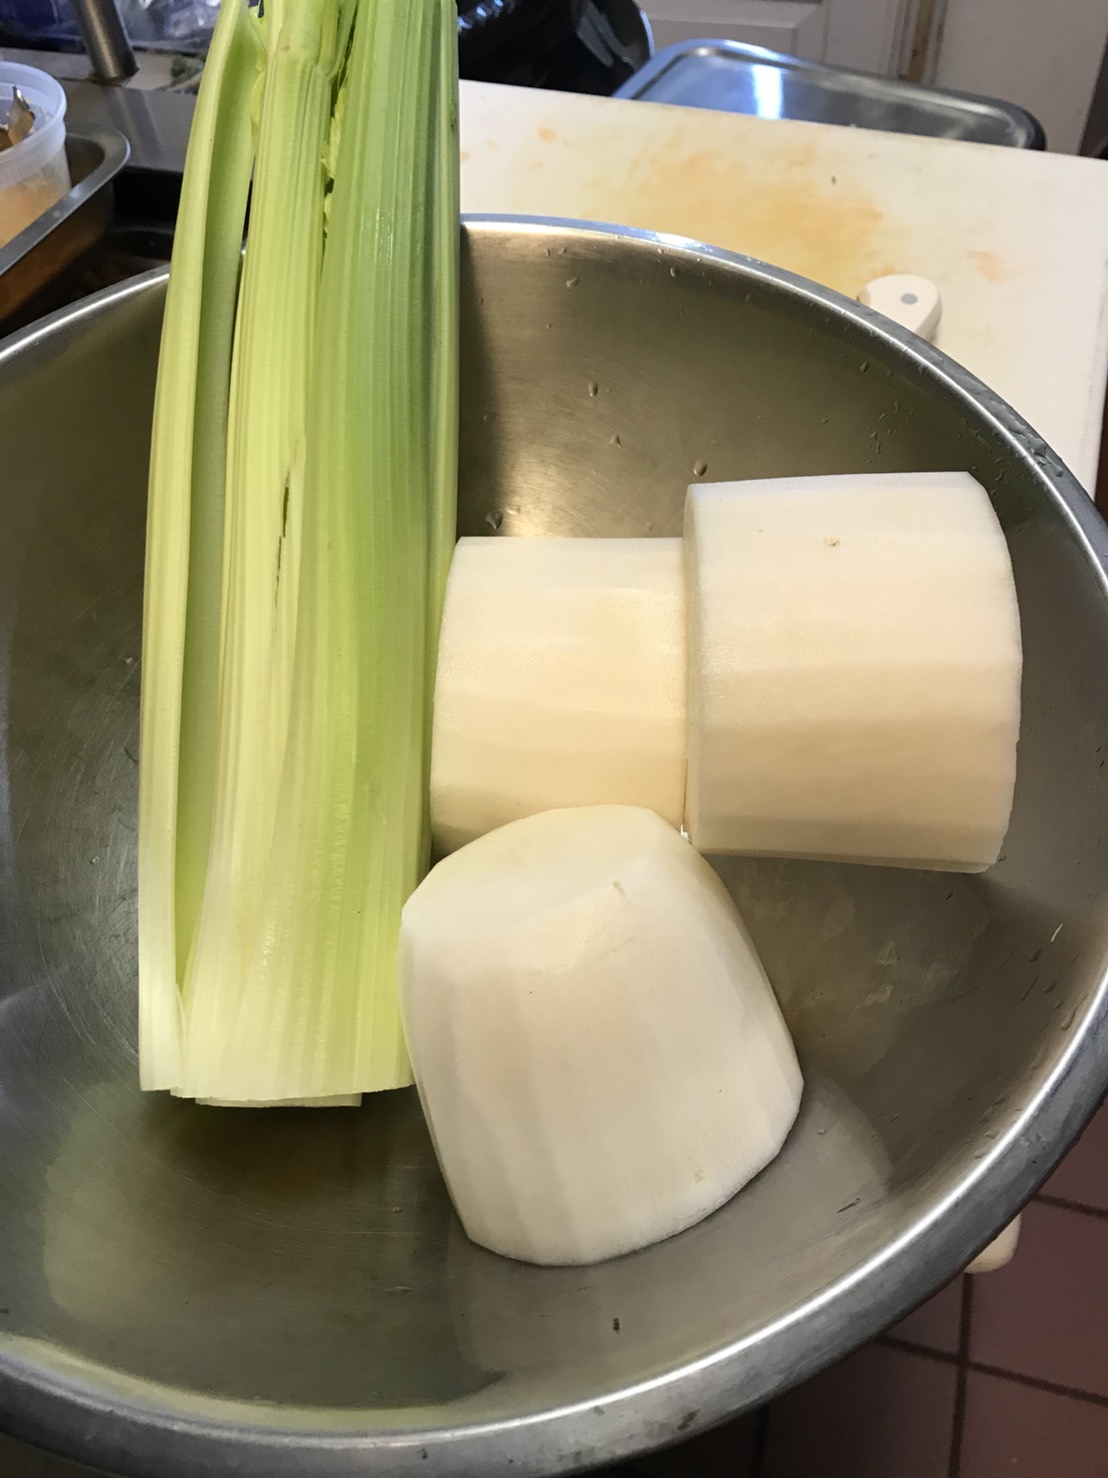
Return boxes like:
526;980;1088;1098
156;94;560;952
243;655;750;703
616;40;1044;149
0;126;130;326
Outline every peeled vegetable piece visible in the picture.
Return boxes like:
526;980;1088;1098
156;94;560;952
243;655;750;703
684;472;1022;871
400;805;802;1265
430;537;687;852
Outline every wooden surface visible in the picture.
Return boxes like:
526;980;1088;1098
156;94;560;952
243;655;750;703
460;83;1108;492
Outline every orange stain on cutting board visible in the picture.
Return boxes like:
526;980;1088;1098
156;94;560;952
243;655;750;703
967;248;1012;283
586;137;902;297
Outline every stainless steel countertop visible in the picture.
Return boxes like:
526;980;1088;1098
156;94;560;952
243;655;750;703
60;78;191;175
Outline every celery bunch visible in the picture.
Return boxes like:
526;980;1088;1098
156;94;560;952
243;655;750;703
138;0;459;1103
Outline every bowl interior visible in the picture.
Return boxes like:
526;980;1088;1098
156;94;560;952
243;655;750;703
1;219;1107;1477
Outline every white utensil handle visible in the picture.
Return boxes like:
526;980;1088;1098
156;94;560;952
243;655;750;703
859;274;942;342
966;1215;1022;1273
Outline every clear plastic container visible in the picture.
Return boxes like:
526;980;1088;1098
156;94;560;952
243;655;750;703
0;63;70;251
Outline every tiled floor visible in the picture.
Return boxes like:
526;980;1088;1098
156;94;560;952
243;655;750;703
4;1103;1106;1478
612;1097;1108;1478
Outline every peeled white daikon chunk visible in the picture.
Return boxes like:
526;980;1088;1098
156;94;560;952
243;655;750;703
399;805;802;1266
684;472;1022;871
430;538;686;853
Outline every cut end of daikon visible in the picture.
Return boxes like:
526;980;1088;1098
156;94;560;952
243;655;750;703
430;538;687;852
400;805;803;1266
684;472;1022;872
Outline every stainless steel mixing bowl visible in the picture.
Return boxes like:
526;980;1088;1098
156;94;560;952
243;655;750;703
1;217;1107;1478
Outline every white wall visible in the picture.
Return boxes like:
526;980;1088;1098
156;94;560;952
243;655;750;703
824;0;910;75
643;1;828;61
934;0;1108;152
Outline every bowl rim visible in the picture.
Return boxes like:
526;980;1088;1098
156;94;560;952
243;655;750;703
1;212;1107;1478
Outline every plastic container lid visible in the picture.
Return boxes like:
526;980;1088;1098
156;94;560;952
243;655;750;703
0;61;68;190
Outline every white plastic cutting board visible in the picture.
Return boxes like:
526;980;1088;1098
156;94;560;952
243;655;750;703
460;82;1108;492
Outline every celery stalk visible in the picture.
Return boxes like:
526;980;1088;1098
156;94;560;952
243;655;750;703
426;0;461;791
429;0;461;634
179;0;344;1088
166;0;458;1103
138;0;261;1091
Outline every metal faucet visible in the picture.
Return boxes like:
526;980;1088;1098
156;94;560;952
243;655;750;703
69;0;138;83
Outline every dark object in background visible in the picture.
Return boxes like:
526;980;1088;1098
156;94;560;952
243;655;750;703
0;0;221;57
0;0;652;94
457;0;650;94
1080;30;1108;157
